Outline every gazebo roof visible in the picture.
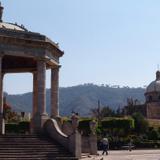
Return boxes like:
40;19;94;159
0;22;27;31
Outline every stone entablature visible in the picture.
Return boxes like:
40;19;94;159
0;30;63;74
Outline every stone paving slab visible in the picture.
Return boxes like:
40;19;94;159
81;150;160;160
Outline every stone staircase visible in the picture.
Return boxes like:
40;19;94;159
0;134;78;160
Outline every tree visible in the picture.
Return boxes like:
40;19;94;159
91;102;103;123
91;104;115;123
101;106;115;117
132;112;149;134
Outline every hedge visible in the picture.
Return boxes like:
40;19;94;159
101;118;134;130
5;123;19;133
5;121;30;134
134;141;160;149
78;118;93;136
19;121;30;133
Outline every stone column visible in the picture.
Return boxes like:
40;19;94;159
51;67;59;118
34;60;48;132
37;60;47;115
32;72;38;117
0;56;4;135
30;72;38;133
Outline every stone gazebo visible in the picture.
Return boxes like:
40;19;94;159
0;3;63;134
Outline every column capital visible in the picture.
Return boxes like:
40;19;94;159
51;65;61;70
35;57;49;63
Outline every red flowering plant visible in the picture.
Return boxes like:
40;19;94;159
3;102;19;123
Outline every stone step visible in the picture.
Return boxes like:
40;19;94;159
0;156;77;159
0;142;60;145
0;145;63;148
0;153;77;157
0;148;68;152
0;134;77;160
0;158;77;160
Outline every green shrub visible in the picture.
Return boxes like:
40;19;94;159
5;123;19;133
148;129;160;140
78;118;93;136
5;121;30;134
18;121;30;133
101;118;134;130
132;112;149;134
134;141;160;148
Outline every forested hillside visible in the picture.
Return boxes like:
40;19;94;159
4;84;146;116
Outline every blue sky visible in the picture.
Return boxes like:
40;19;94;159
1;0;160;94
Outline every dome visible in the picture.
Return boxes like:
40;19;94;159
0;3;27;32
0;22;27;31
146;80;160;93
146;71;160;93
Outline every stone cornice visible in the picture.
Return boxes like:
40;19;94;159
0;35;64;57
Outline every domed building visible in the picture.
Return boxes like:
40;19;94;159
145;71;160;119
124;71;160;119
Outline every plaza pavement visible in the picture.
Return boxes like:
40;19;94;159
81;150;160;160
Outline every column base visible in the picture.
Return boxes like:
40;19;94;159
0;114;5;135
31;113;49;134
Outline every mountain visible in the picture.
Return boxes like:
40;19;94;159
5;84;146;116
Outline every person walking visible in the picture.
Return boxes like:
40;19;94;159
102;137;109;155
128;139;133;152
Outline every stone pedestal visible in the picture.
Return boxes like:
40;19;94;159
89;134;97;155
69;130;81;158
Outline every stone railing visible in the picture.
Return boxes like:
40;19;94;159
62;119;98;155
43;118;81;158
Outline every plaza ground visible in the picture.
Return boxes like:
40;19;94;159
81;150;160;160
